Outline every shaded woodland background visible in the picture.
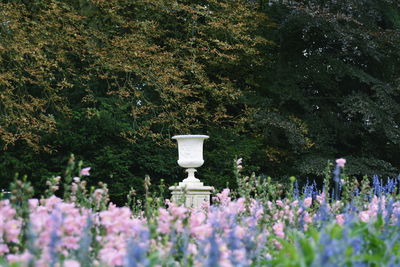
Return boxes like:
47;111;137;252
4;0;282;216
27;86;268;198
1;0;399;204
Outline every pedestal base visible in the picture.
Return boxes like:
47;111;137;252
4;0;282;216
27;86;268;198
169;182;213;209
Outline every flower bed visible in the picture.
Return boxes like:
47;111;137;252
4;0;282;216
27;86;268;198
1;159;400;266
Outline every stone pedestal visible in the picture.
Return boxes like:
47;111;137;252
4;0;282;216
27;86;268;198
169;181;213;209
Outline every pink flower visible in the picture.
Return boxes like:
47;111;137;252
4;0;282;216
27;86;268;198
274;240;283;249
201;201;210;211
6;252;31;264
336;158;346;168
99;247;124;266
80;167;91;176
235;226;246;239
189;212;206;228
213;189;231;206
63;260;80;267
255;208;264;220
303;211;312;223
336;214;345;226
157;221;171;234
303;197;312;208
93;189;104;201
0;244;9;255
276;200;284;207
28;199;39;209
187;243;198;254
227;197;245;214
272;222;285;238
5;220;22;243
44;195;62;209
316;192;325;204
157;208;172;234
170;206;187;218
359;211;370;222
191;224;212;239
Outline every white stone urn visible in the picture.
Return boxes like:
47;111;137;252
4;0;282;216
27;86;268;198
169;135;213;208
173;134;209;184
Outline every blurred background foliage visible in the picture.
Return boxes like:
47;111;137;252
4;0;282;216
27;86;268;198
0;0;399;204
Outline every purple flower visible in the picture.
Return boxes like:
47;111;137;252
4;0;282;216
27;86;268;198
80;167;91;176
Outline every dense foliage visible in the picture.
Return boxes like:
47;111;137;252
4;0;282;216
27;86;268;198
259;0;400;179
1;159;400;266
1;0;400;201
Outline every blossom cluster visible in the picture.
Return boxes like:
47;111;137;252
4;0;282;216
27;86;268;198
1;184;400;266
1;159;400;266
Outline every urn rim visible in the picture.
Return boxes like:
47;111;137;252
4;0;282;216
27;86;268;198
172;135;209;139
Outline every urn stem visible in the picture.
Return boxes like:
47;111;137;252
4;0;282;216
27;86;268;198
182;168;200;183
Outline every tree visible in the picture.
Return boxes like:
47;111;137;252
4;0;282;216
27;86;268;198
0;0;272;202
256;0;400;179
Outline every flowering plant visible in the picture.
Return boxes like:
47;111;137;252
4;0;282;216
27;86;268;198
1;157;400;266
